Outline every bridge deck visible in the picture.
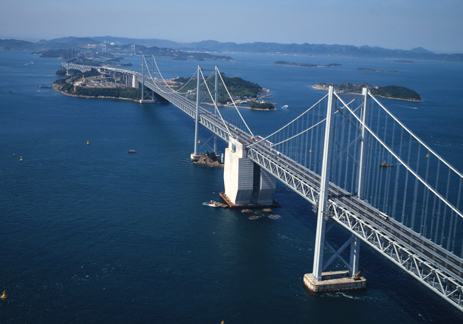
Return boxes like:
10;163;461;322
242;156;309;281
61;61;463;310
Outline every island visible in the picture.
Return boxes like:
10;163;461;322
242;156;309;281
53;67;273;107
312;82;422;102
53;68;145;101
393;60;414;64
30;43;233;62
249;101;276;110
170;74;275;110
195;152;224;167
357;68;399;73
274;61;342;68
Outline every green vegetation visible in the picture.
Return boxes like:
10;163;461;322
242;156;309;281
172;73;263;104
53;78;67;85
249;101;275;109
73;87;141;100
55;69;66;76
274;61;342;68
373;86;421;102
83;69;100;77
314;82;421;102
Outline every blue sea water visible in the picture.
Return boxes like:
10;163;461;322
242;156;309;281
1;51;463;323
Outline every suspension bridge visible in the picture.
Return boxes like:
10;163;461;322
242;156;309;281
62;57;463;312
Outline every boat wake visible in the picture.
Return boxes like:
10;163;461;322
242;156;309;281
395;104;417;110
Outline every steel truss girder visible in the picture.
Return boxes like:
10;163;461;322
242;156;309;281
329;200;463;311
246;148;319;205
62;62;463;312
246;145;463;311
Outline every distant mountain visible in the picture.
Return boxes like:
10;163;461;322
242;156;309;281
410;47;435;54
43;36;100;45
184;40;462;62
0;39;38;50
91;36;182;48
1;36;462;62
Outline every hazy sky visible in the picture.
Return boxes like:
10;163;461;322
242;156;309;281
1;0;462;53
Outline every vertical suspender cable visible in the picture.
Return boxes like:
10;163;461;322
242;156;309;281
401;133;412;225
411;146;421;230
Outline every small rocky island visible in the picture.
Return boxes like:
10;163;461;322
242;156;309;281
357;68;399;73
313;82;422;102
274;61;342;68
195;152;223;167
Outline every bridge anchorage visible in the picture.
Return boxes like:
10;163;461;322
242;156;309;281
61;57;463;312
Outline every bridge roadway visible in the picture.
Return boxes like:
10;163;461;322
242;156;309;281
62;62;463;309
148;79;463;287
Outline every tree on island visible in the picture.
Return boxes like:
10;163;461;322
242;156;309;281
250;101;275;109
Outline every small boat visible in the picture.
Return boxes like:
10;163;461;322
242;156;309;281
263;208;272;212
1;291;7;299
241;209;253;213
268;214;281;220
128;150;137;153
203;200;220;208
380;162;393;167
20;156;23;162
248;216;260;220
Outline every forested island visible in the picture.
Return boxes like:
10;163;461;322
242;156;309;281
274;61;341;68
249;101;275;110
312;83;422;102
357;68;399;73
171;74;274;109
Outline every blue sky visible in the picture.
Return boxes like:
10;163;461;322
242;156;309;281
1;0;462;53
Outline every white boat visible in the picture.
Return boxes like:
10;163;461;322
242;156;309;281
203;200;220;208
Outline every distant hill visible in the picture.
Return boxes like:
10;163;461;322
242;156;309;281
185;40;463;62
0;37;232;62
1;36;462;62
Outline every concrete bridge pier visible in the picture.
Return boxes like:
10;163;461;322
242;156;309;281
220;137;277;208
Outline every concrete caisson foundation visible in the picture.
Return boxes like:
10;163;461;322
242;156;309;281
304;271;367;293
223;137;277;207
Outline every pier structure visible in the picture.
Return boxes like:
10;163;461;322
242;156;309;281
222;137;276;207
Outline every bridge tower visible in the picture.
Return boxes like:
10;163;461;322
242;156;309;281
304;86;367;293
140;55;156;103
190;65;220;161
